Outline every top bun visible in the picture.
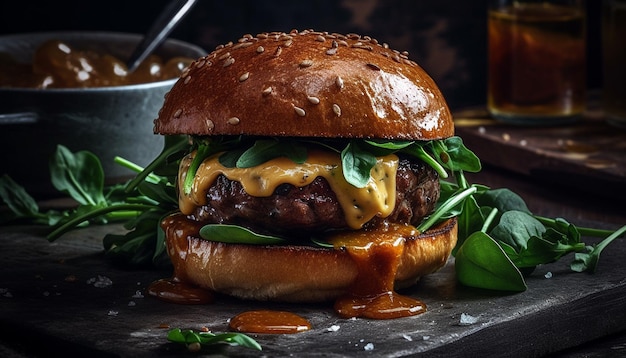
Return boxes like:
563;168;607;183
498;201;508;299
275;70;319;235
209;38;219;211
154;29;453;140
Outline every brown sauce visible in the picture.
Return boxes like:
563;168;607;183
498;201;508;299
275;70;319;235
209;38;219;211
150;214;426;320
147;278;213;305
330;223;427;319
229;310;311;334
0;40;194;88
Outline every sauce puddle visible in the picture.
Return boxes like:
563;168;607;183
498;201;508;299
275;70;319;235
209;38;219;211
147;278;214;304
229;310;312;334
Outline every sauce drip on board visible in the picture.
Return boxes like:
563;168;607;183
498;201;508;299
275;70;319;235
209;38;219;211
147;278;214;305
330;223;426;319
229;310;312;334
147;215;213;305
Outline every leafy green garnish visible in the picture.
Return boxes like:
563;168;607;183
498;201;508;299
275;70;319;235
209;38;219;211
199;224;287;245
455;231;527;292
235;139;307;168
0;133;623;293
341;141;378;188
167;328;261;352
0;142;185;267
49;145;107;206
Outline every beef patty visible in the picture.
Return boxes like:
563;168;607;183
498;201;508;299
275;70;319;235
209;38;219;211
188;157;440;236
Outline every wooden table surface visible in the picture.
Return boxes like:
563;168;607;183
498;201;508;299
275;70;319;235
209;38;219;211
1;116;625;357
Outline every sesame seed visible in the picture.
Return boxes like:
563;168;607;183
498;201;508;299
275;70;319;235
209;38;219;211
205;119;215;131
256;46;265;53
315;35;326;42
283;39;293;47
307;96;320;104
232;41;254;50
332;104;341;117
274;46;282;57
195;60;206;68
331;40;338;48
335;76;344;89
227;117;240;125
262;87;272;96
294;106;306;117
184;76;191;84
257;33;269;39
174;109;182;118
218;52;231;61
239;72;250;82
299;59;313;68
366;63;381;71
223;57;235;67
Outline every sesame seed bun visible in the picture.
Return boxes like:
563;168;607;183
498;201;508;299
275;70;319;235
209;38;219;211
152;30;458;307
153;29;453;140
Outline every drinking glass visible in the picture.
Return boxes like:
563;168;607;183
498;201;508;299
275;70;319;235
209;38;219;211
487;0;587;125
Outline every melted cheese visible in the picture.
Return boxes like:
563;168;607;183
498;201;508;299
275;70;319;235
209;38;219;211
178;149;398;229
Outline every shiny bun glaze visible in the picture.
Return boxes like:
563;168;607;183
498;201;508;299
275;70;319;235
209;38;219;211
154;29;453;140
164;213;457;302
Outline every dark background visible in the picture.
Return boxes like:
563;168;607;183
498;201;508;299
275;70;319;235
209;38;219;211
0;0;602;110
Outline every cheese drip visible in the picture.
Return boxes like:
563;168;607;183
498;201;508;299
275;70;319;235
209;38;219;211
178;149;399;229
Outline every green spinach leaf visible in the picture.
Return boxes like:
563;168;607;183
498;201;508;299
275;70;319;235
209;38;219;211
200;224;287;245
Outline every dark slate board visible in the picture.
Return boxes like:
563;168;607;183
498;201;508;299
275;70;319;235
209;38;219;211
1;222;626;357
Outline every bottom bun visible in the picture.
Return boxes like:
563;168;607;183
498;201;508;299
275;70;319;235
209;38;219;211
163;214;458;302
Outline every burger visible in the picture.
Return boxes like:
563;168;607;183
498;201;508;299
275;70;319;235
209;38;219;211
152;30;460;320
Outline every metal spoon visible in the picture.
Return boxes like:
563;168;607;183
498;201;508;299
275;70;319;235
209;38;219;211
126;0;199;73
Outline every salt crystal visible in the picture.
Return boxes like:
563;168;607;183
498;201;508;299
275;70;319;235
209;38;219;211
422;335;430;341
128;301;136;307
91;275;113;288
363;343;374;351
459;313;479;325
1;288;12;298
107;310;119;316
327;325;340;332
132;290;145;298
545;272;553;279
402;334;413;341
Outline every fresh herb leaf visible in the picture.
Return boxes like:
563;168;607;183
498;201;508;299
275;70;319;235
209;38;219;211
436;137;482;173
236;139;307;168
341;141;377;188
183;143;210;196
167;328;262;352
476;188;531;215
49;145;106;206
489;210;546;252
571;225;626;273
455;231;527;292
199;224;287;245
0;175;43;223
363;139;414;155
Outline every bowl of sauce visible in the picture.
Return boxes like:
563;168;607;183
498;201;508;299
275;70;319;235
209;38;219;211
0;31;206;197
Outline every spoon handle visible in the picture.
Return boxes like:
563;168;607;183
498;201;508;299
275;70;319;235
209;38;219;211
126;0;199;72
